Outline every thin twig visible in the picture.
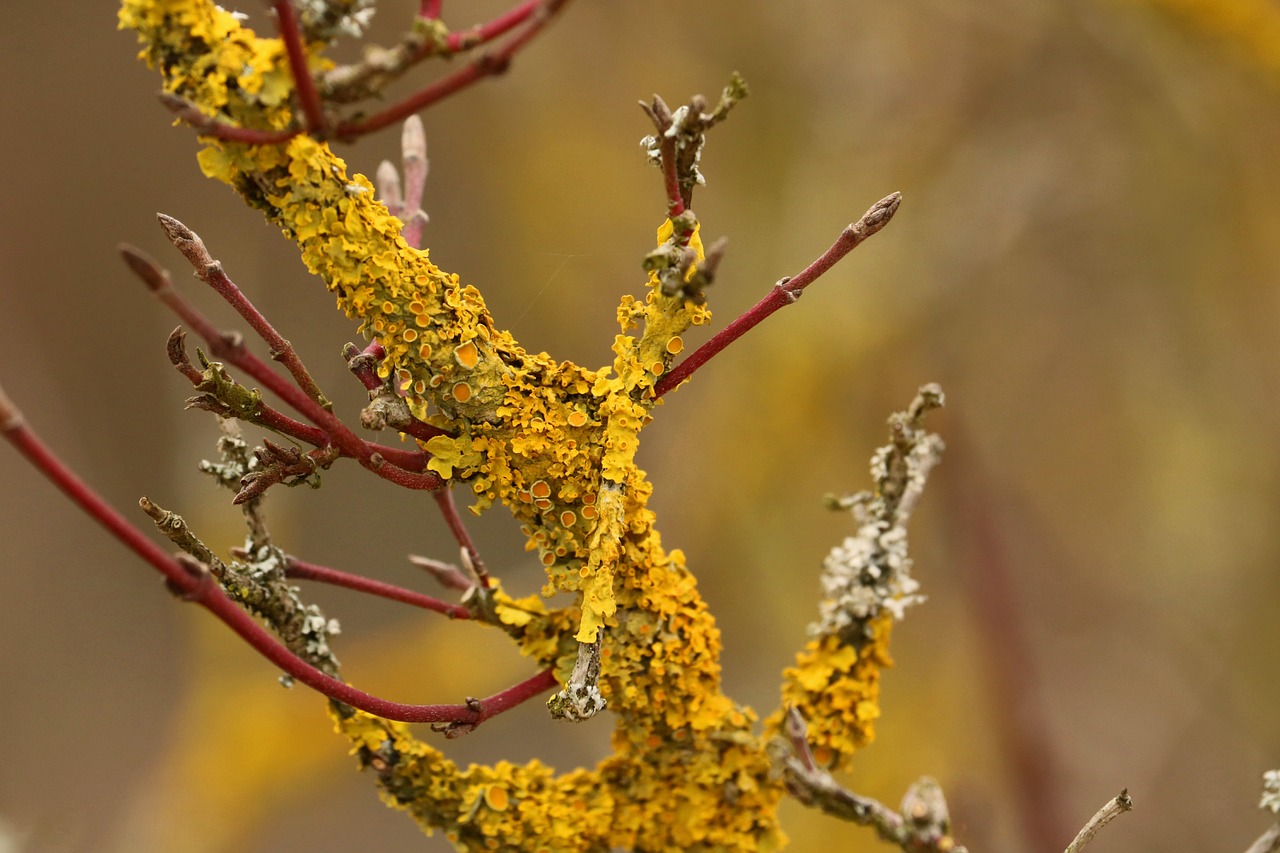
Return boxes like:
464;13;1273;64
144;219;443;492
284;555;471;619
408;554;475;592
654;192;900;398
157;92;301;144
167;326;431;472
1;390;553;724
433;488;492;588
335;0;569;140
1064;790;1133;853
322;0;557;105
659;131;684;219
122;245;318;419
445;0;550;52
273;0;328;134
777;708;967;852
157;214;332;412
1244;824;1280;853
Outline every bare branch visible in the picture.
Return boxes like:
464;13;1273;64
655;192;901;398
776;708;967;853
1064;789;1133;853
1244;825;1280;853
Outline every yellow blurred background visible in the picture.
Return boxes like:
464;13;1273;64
3;1;1279;850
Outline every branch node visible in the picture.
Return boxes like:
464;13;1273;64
165;553;213;601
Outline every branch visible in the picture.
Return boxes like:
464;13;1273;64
320;0;564;107
947;438;1073;848
654;191;900;398
1;384;553;724
143;218;445;492
157;213;332;412
1064;790;1133;853
334;0;569;140
1246;826;1280;853
777;708;967;853
433;487;492;589
157;92;301;144
1246;771;1280;853
272;0;328;134
283;554;472;619
640;74;748;216
168;329;430;473
122;244;320;421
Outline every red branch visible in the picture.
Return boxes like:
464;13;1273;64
157;215;330;411
273;0;328;134
433;488;492;588
122;245;320;421
140;221;444;492
285;555;471;619
336;0;567;140
0;393;554;725
654;192;901;399
660;134;685;220
445;0;549;52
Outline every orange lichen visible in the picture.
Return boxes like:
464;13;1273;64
483;785;510;812
452;382;472;403
454;340;480;370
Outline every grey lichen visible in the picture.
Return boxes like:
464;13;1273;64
1262;769;1280;814
296;0;377;41
811;384;945;643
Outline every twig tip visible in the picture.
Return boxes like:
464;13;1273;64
0;381;22;431
157;213;213;268
119;243;170;292
401;114;427;162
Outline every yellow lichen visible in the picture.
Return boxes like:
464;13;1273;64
768;616;895;772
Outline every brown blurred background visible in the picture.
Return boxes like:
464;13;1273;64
3;1;1280;851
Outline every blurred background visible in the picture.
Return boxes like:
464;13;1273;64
3;1;1280;850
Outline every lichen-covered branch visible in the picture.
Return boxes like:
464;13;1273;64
1244;771;1280;853
776;708;968;853
97;2;918;847
769;384;944;772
